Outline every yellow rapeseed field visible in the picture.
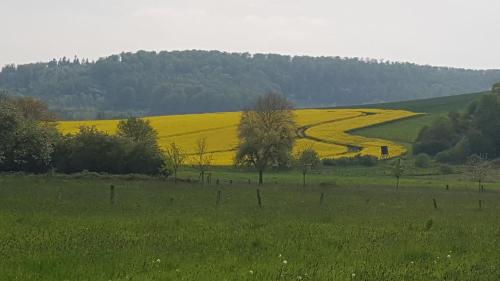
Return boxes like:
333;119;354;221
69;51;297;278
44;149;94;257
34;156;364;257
58;108;419;165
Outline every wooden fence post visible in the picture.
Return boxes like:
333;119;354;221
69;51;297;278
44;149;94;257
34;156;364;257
110;185;115;204
216;190;222;206
256;189;262;208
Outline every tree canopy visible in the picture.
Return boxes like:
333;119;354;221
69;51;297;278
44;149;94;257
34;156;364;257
1;50;499;119
414;86;500;163
236;93;296;185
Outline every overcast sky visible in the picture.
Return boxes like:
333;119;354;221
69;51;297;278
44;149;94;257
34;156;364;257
1;0;499;69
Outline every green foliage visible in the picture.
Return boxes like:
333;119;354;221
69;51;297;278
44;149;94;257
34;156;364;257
413;90;500;163
1;51;499;118
414;153;431;168
296;146;321;169
322;155;378;167
0;101;58;173
117;117;158;145
435;139;469;164
54;126;164;175
236;93;296;184
413;117;460;155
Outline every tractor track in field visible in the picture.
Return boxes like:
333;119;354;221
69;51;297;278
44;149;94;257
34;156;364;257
296;111;376;152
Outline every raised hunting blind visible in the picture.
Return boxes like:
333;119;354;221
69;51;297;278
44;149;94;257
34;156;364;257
381;146;389;159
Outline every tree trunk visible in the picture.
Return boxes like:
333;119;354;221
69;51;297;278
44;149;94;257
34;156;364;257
174;170;177;184
303;171;306;188
201;171;205;185
396;176;400;190
258;169;263;186
478;179;481;193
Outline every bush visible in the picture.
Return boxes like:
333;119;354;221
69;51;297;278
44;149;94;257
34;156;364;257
414;153;431;168
413;118;459;156
322;155;378;167
296;147;321;169
435;139;469;164
0;102;59;173
53;126;165;175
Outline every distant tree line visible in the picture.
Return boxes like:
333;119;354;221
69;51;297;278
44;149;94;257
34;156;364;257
1;50;499;119
414;83;500;163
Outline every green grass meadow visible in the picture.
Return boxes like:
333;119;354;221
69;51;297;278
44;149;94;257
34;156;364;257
1;167;500;280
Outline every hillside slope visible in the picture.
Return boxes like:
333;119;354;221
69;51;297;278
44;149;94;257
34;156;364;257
1;50;499;119
354;91;486;151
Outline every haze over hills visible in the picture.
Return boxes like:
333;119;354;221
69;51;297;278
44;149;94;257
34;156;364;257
1;50;499;119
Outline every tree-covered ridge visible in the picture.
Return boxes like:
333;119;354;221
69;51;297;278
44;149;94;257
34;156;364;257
1;50;499;119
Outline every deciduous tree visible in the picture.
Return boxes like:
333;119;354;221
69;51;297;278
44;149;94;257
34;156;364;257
191;137;213;185
236;93;296;185
165;142;186;183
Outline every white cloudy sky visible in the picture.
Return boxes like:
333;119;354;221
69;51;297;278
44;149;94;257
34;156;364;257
1;0;499;69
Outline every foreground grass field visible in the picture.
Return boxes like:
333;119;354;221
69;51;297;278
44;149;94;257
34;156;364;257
1;169;500;280
57;108;418;164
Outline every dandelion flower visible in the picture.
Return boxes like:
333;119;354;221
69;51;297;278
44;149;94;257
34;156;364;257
351;273;356;278
249;270;254;274
156;258;161;263
447;254;451;258
283;260;288;265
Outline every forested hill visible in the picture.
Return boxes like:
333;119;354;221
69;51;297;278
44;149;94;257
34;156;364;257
1;50;499;119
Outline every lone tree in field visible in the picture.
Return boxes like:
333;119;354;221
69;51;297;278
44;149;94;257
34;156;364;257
165;142;186;183
192;137;213;185
467;154;489;192
296;146;321;188
236;93;297;185
392;158;404;189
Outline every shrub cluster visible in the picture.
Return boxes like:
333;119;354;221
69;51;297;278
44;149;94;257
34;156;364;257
53;126;165;175
414;153;431;168
414;86;500;164
0;95;165;175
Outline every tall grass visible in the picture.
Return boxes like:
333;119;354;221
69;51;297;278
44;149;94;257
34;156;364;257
0;174;499;280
